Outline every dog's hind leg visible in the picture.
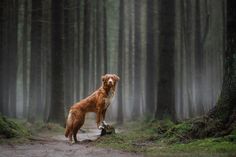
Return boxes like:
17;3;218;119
73;114;85;143
65;111;75;144
68;132;73;143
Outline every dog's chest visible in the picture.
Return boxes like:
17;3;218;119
104;90;114;108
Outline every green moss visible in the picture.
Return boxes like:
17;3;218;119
0;115;30;139
163;121;192;143
230;128;236;136
96;120;160;152
169;138;236;153
95;119;236;156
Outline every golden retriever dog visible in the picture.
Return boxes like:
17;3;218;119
65;74;120;143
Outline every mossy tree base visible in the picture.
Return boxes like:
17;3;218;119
95;120;236;155
186;0;236;140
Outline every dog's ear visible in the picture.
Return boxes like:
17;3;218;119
101;75;106;82
113;74;120;81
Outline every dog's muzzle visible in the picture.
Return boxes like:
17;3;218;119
108;78;113;86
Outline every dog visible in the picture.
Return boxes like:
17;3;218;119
65;74;120;143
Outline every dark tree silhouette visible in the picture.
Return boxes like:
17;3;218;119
155;0;176;121
117;0;124;124
48;0;65;125
28;0;42;123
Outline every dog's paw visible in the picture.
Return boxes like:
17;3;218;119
98;125;104;130
102;121;108;126
68;141;75;145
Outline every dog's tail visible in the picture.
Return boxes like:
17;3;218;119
65;110;73;138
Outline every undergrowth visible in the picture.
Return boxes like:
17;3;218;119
0;115;30;139
95;119;236;156
0;115;64;143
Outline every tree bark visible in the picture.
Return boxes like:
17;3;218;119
145;0;155;117
155;0;176;121
48;0;65;126
189;0;236;138
0;0;4;114
28;0;42;123
132;0;141;118
117;0;124;124
208;0;236;125
83;0;91;97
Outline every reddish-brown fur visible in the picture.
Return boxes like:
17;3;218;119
65;74;120;143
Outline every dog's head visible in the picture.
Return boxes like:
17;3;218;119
101;74;120;89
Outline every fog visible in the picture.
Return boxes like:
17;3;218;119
0;0;224;123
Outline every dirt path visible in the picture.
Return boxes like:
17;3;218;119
0;130;143;157
0;117;144;157
0;135;143;157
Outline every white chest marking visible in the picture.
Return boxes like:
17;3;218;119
104;90;114;109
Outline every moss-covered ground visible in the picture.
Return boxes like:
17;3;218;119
0;115;30;143
0;115;64;144
95;119;236;157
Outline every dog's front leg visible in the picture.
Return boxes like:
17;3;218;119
96;111;103;129
102;109;108;126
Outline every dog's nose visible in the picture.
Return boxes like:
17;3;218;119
108;78;113;85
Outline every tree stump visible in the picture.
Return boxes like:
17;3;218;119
100;123;115;136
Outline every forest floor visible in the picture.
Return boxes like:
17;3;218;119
0;130;143;157
0;116;143;157
0;117;236;157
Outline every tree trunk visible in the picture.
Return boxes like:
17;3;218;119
83;0;91;97
0;0;4;114
155;0;176;121
77;0;84;100
48;0;65;126
194;0;204;115
132;0;141;118
117;0;124;124
145;0;155;117
28;0;42;123
6;0;18;118
208;0;236;125
103;0;107;73
189;0;236;138
63;0;75;109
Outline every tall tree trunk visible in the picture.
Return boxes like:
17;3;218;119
48;0;65;126
16;0;26;118
22;0;28;117
83;0;91;97
103;0;107;73
22;0;31;118
190;0;236;138
76;0;84;100
117;0;124;124
96;0;103;86
194;0;205;115
155;0;176;121
28;0;42;123
42;0;51;122
0;0;4;114
132;0;141;118
7;0;18;118
64;0;75;109
145;0;155;117
208;0;236;125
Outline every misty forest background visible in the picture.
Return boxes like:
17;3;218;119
0;0;227;126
